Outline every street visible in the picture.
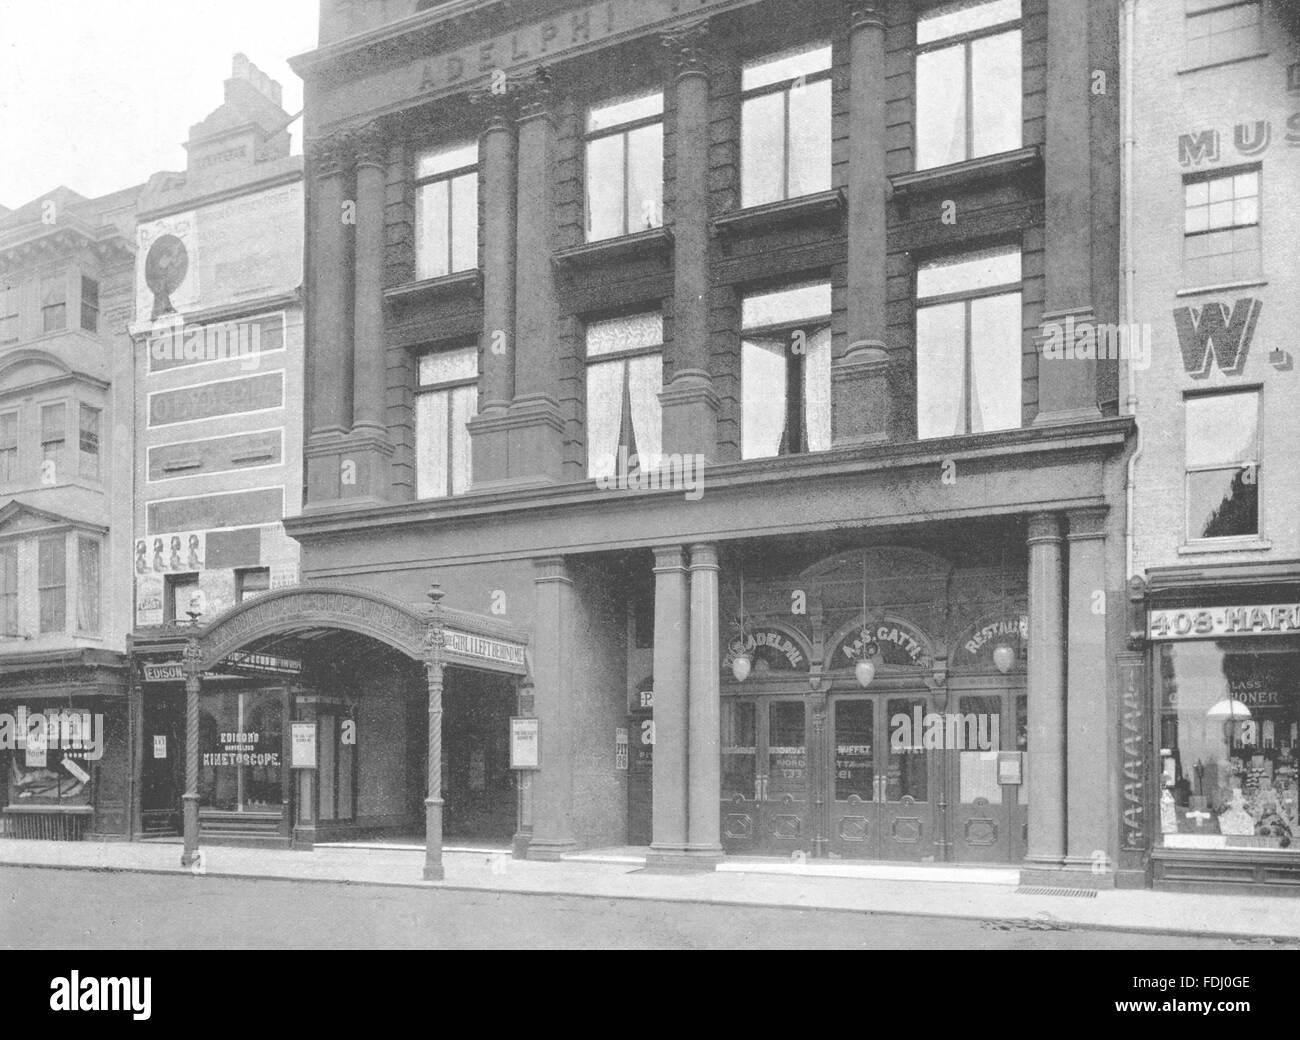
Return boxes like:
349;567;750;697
0;866;1277;950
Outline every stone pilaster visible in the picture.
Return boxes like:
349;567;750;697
686;543;722;862
648;545;690;865
527;555;578;859
1024;512;1066;871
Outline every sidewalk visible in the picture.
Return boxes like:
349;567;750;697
2;838;1298;943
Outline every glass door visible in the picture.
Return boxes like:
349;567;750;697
720;699;759;853
829;697;879;857
720;697;811;855
946;692;1010;863
877;695;937;860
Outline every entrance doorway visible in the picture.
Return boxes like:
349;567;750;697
720;688;1026;862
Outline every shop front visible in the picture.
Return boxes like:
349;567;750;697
1145;573;1300;890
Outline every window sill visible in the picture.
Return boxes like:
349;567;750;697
1177;537;1271;556
553;227;673;268
891;146;1042;199
1176;279;1267;298
711;189;845;237
383;269;482;305
1177;50;1269;76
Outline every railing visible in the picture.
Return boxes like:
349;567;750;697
1;808;92;841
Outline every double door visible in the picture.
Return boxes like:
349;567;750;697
720;689;1026;862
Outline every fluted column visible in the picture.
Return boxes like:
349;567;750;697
835;2;893;445
660;22;719;461
1025;513;1067;868
687;543;723;860
180;639;202;868
649;546;690;863
352;123;387;434
1035;0;1102;424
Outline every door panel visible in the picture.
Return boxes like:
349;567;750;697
879;696;936;860
946;693;1007;863
720;699;759;853
830;697;878;857
760;699;810;854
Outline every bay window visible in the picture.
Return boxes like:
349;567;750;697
585;312;664;479
415;345;478;498
0;545;15;637
76;536;100;635
38;535;66;634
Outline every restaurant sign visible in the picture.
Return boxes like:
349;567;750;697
1149;603;1300;640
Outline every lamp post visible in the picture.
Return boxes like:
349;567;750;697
423;581;446;881
180;637;203;869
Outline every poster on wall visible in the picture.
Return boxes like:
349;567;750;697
136;531;206;575
510;717;540;770
291;722;317;769
135;575;164;628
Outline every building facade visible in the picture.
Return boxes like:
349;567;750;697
0;185;139;840
127;56;308;843
1127;0;1300;890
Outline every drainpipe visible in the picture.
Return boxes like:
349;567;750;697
1122;0;1143;582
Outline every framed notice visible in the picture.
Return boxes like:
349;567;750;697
510;717;540;770
997;751;1023;785
291;721;317;769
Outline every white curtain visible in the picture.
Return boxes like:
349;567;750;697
742;338;788;459
803;327;832;452
586;361;625;478
627;355;663;470
416;390;450;498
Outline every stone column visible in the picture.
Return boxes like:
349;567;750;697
1065;506;1112;876
423;583;446;881
835;1;893;446
528;555;578;858
1024;512;1066;870
687;543;723;861
660;22;720;462
1035;0;1102;424
180;639;203;868
649;545;690;864
467;93;519;487
505;72;565;485
308;132;353;439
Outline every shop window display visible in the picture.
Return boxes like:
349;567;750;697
1158;639;1300;851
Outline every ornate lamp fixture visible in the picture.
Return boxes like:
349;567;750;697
729;569;752;682
855;555;876;689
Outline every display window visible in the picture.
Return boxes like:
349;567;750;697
1157;638;1300;851
199;688;284;813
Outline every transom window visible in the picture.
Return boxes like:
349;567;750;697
1183;167;1261;288
1185;0;1262;69
414;142;479;280
585;91;664;242
741;282;832;459
740;43;833;208
915;245;1022;439
1185;388;1259;541
585;312;664;479
915;0;1022;170
415;345;478;499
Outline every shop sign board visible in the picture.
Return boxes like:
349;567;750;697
1149;603;1300;640
510;717;540;770
143;662;185;683
291;722;316;768
443;629;528;673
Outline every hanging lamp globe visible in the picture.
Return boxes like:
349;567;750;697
854;657;876;688
992;643;1016;674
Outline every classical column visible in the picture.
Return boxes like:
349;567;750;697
180;639;203;869
506;71;566;485
687;543;723;860
528;556;578;858
659;22;720;462
352;122;387;434
1025;513;1067;869
649;545;690;864
307;132;352;439
467;92;519;487
1065;506;1112;875
423;583;446;881
835;1;893;446
1035;0;1102;424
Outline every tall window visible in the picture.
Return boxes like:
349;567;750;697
585;312;664;478
0;284;17;344
236;567;271;604
415;345;477;498
1185;389;1259;541
915;245;1022;439
0;545;16;637
167;574;202;623
0;412;16;483
1184;167;1261;288
80;276;99;332
40;274;66;333
1185;0;1262;69
585;91;664;242
741;43;832;208
915;0;1022;170
414;142;478;280
78;404;100;479
38;535;65;634
76;536;100;635
741;282;832;459
40;403;65;476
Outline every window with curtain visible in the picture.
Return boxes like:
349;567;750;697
0;412;16;483
585;312;664;479
77;536;100;635
41;273;66;333
915;245;1022;439
38;535;66;634
40;402;65;477
1185;389;1259;541
79;404;100;479
585;91;664;242
741;42;832;208
740;282;832;459
414;142;479;280
915;0;1022;170
0;545;16;637
1183;167;1261;288
416;345;478;498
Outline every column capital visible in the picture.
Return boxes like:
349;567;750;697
469;84;520;133
687;543;720;571
533;554;573;586
652;545;689;573
1066;506;1109;542
352;121;388;169
1027;512;1063;545
661;19;711;80
512;68;555;125
182;637;203;680
307;131;352;179
847;1;886;34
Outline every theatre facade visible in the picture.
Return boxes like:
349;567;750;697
275;0;1135;881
